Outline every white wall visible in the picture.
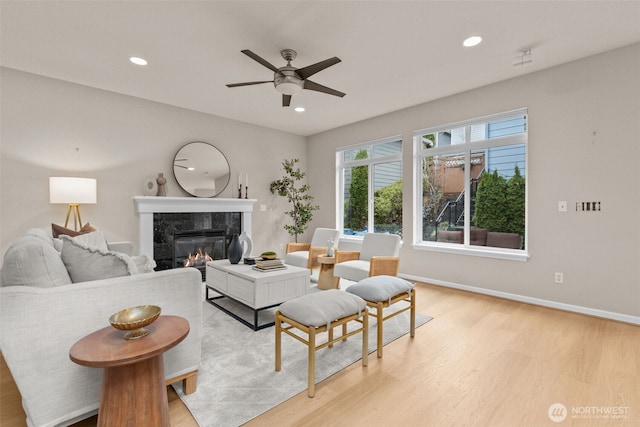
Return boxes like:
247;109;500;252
307;44;640;321
0;68;307;257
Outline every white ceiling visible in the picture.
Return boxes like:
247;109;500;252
2;1;639;137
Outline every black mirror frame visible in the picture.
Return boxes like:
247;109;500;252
173;141;230;198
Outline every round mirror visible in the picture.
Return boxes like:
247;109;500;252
173;142;230;197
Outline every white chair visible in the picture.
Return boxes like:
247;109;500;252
333;233;400;284
284;228;340;271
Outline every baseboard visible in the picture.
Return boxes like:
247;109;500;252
400;273;640;326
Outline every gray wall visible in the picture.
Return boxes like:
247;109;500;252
307;43;640;321
0;68;307;257
2;44;638;322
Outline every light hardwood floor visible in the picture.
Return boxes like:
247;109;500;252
2;283;638;426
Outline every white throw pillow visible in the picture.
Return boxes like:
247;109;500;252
52;238;63;252
60;235;138;283
0;236;72;287
69;231;109;252
24;228;55;246
131;255;157;273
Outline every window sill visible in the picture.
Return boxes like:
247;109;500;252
411;242;529;262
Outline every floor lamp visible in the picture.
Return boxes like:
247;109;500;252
49;177;97;231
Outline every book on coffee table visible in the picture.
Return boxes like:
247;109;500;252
252;265;287;272
253;258;286;271
255;258;283;267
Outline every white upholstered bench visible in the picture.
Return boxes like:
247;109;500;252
346;275;416;358
275;289;369;397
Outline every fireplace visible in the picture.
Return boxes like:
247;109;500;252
173;229;226;280
153;212;241;272
174;230;226;267
133;196;256;276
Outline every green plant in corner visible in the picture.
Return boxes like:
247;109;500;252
270;158;319;243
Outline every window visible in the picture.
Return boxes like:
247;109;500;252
414;109;527;257
337;137;403;237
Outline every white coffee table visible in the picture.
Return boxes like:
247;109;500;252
205;259;310;330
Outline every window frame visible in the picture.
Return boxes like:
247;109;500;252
412;109;529;261
336;135;403;240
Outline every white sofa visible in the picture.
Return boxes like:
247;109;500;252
0;229;203;427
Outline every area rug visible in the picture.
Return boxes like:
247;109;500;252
174;298;432;426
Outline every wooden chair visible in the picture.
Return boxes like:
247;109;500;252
284;228;339;272
333;233;400;285
275;290;368;397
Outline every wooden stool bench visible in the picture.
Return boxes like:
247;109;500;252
275;289;368;397
346;275;415;358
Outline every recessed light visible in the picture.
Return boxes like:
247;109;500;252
129;56;148;66
294;107;305;113
463;36;482;47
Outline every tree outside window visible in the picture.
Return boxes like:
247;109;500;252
339;138;403;237
344;149;369;232
416;110;527;251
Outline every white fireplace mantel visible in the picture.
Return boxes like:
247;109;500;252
133;196;256;257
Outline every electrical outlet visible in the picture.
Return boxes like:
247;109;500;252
554;272;564;284
558;201;567;212
260;204;267;212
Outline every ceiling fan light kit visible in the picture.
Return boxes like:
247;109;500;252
274;70;303;95
227;49;345;107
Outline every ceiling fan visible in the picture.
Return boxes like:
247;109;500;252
226;49;345;107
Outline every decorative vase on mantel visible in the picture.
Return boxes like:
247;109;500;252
156;173;167;197
228;234;243;264
239;231;253;258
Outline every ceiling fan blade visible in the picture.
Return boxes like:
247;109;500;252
241;50;282;74
282;94;292;107
303;80;346;98
296;57;341;80
226;81;273;88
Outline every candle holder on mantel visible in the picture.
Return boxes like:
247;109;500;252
244;186;249;199
238;185;243;199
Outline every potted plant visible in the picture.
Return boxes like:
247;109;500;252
270;158;319;243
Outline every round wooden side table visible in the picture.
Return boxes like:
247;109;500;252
317;255;340;290
69;315;189;427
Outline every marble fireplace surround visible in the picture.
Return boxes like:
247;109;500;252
133;196;257;260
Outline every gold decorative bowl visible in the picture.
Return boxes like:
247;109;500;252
109;305;161;340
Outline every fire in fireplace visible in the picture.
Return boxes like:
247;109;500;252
173;229;226;279
182;248;213;267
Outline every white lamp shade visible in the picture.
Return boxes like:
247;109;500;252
49;177;97;204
